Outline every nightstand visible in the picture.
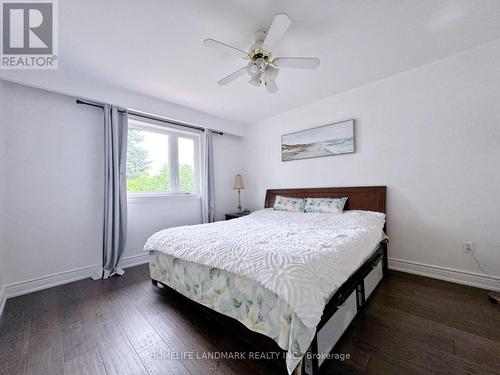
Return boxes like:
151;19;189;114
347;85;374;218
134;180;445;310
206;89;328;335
225;213;243;220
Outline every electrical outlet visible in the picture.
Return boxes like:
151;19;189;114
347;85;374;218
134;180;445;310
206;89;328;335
463;241;474;254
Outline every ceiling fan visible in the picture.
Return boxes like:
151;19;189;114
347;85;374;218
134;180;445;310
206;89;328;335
203;13;320;94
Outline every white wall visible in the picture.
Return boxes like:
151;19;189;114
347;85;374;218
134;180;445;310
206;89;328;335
213;134;247;219
124;196;203;260
0;81;7;310
2;81;104;286
243;40;500;282
0;81;244;293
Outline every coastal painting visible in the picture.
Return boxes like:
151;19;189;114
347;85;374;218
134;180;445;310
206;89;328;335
281;119;355;161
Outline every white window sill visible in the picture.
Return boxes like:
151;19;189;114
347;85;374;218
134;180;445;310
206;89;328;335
127;192;202;204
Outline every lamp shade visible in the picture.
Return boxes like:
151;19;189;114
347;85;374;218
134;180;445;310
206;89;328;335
233;174;245;189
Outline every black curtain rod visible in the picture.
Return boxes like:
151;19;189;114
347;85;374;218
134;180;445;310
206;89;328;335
76;99;223;135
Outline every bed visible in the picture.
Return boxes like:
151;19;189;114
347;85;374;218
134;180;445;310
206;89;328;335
145;186;387;374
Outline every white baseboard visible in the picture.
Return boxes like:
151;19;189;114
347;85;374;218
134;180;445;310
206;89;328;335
0;286;6;317
4;253;150;300
120;253;149;269
388;257;500;292
5;263;98;299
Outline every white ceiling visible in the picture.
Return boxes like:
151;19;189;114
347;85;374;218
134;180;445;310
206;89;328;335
5;0;500;124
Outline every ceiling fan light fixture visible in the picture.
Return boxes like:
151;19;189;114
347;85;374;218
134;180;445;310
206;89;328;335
265;79;278;94
256;57;267;72
204;13;320;93
264;67;279;93
247;62;260;76
266;65;279;81
249;74;261;86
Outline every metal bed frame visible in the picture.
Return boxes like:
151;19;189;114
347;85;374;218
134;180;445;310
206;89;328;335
301;241;387;374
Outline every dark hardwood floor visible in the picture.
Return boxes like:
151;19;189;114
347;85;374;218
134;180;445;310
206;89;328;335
1;265;499;375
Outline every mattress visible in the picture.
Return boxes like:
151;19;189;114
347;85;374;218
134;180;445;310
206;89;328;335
145;209;385;373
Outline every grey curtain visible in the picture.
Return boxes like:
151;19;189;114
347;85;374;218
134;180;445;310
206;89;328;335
102;105;128;278
202;129;215;223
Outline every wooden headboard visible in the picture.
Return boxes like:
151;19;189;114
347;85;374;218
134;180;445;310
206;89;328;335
264;186;386;213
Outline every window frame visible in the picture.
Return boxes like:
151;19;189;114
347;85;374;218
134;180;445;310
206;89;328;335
127;118;201;199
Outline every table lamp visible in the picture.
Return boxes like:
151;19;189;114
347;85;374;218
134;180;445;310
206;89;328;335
233;174;245;213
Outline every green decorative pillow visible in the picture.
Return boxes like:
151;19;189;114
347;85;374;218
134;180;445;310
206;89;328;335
273;195;306;212
304;197;348;213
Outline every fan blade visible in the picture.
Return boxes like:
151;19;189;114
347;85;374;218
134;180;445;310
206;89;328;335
203;39;248;59
262;13;291;51
274;57;320;69
217;67;247;85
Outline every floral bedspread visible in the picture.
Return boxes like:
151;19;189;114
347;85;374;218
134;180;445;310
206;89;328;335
149;251;310;368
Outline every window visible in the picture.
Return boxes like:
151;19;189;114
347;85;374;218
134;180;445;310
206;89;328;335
178;137;195;192
126;119;200;195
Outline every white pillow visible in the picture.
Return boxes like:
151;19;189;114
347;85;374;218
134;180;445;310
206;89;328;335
304;197;348;213
273;195;306;212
